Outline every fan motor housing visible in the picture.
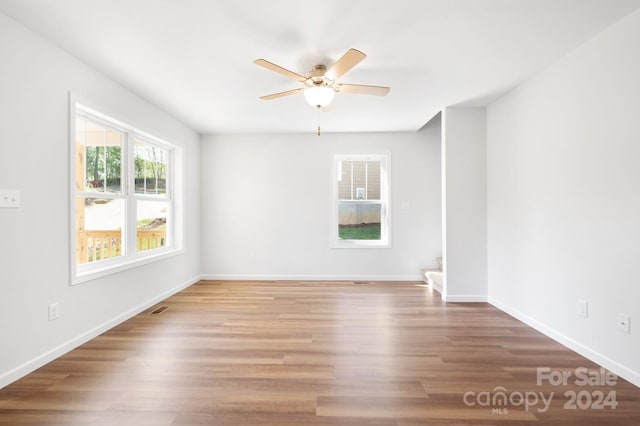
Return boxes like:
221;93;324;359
306;65;335;88
307;64;327;78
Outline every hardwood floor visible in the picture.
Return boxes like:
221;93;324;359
1;280;638;425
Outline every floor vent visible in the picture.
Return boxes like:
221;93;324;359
353;281;370;285
150;305;169;315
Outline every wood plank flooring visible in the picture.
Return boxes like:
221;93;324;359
1;280;638;425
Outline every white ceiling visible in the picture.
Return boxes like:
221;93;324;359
1;0;639;134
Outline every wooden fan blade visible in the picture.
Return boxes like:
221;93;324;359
259;88;303;100
253;59;307;82
325;49;366;80
337;84;390;96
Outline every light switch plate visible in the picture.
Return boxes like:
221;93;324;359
577;299;588;317
617;313;630;334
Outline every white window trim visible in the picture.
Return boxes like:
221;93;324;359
331;153;391;248
69;94;183;285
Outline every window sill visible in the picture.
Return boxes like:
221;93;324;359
72;248;184;285
332;240;391;249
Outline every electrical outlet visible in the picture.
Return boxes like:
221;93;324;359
617;314;630;334
0;189;20;208
577;299;588;317
48;303;60;321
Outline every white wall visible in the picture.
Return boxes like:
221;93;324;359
487;9;640;385
441;107;487;301
200;124;441;280
0;13;201;387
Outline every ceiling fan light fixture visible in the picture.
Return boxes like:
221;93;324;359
304;85;335;107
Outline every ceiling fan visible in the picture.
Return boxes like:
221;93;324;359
253;48;390;108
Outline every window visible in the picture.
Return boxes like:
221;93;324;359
134;139;170;253
71;102;180;283
332;154;390;247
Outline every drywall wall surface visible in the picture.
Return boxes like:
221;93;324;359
0;12;201;387
200;127;441;281
487;9;640;385
441;107;487;302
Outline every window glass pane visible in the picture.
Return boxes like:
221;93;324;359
74;117;86;192
352;161;367;200
135;140;168;195
338;203;382;240
338;160;352;200
75;197;124;264
105;130;122;193
84;120;105;192
336;160;382;201
77;117;122;193
137;200;168;252
366;160;381;200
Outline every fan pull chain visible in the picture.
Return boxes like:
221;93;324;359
316;106;321;136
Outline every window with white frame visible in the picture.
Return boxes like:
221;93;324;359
332;154;390;247
71;103;180;283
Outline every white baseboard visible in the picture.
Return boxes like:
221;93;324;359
442;293;488;302
201;273;423;282
0;275;200;389
489;296;640;388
